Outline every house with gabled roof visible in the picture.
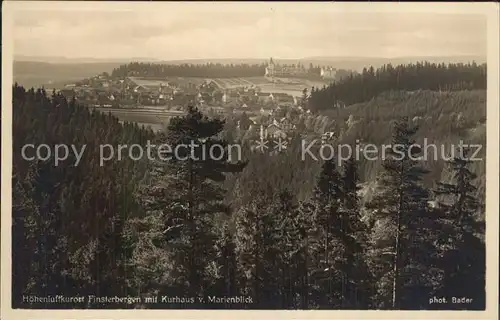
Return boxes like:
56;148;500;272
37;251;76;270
266;121;285;139
280;117;293;131
134;85;149;93
271;92;294;103
222;90;240;104
255;92;272;104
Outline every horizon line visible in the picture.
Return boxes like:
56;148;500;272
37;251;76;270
14;54;488;62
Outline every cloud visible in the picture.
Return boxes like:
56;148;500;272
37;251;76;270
11;7;487;60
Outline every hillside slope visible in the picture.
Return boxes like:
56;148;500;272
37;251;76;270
327;89;486;198
229;90;486;205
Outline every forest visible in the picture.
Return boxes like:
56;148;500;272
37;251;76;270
12;62;486;310
109;61;330;79
308;62;487;111
111;62;268;78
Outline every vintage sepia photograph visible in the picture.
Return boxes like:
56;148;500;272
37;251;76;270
2;1;499;319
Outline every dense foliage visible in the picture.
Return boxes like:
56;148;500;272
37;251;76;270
12;84;155;308
111;62;267;78
226;89;486;206
12;76;486;309
308;62;486;111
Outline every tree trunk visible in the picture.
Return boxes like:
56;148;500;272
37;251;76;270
302;238;309;309
187;158;198;297
392;162;405;309
392;212;402;309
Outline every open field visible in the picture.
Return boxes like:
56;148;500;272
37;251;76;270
129;76;207;87
210;77;328;90
258;86;305;97
14;55;483;89
128;77;171;87
129;76;269;89
129;76;328;93
257;80;329;96
119;121;165;132
91;107;185;125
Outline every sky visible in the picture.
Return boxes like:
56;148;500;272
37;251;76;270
11;3;488;61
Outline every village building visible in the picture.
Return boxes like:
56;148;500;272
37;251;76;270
222;91;240;104
279;117;293;131
208;106;225;115
239;92;255;104
201;80;220;92
260;120;286;140
321;131;335;142
255;92;272;104
274;93;295;107
134;85;149;93
265;58;308;78
320;67;337;80
256;114;298;143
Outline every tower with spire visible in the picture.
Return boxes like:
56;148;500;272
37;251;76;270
265;57;275;78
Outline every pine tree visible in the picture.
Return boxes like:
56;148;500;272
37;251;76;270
12;85;153;307
300;88;309;110
210;220;239;306
433;146;485;309
234;185;279;308
365;117;433;309
130;106;246;303
308;158;345;308
338;157;373;309
271;190;302;309
234;188;313;309
12;162;43;305
305;156;374;309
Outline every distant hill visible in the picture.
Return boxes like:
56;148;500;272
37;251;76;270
299;55;486;71
14;55;160;64
13;61;123;88
13;55;486;88
14;55;486;68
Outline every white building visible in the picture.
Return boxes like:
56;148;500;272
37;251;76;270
320;67;337;80
265;57;308;78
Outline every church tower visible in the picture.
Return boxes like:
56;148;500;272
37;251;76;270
265;57;275;78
